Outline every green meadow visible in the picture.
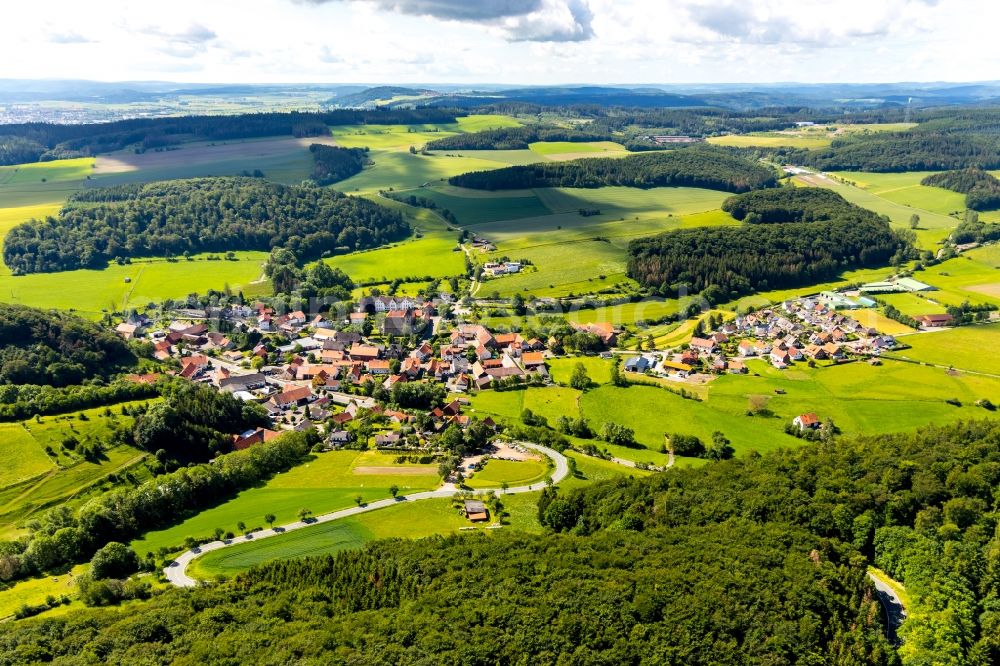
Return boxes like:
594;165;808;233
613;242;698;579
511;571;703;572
894;324;1000;375
0;401;152;538
132;450;441;557
466;459;550;489
188;498;470;579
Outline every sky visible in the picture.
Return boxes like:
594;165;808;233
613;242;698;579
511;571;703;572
1;0;996;85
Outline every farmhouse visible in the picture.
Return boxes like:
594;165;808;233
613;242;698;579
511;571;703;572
917;314;954;328
792;413;820;430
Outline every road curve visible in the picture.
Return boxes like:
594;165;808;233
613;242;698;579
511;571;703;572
868;570;907;645
164;442;567;587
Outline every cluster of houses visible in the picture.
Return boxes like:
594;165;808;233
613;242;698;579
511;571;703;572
624;294;899;380
481;261;522;278
117;297;581;453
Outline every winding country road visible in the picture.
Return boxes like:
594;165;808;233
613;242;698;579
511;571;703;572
868;569;908;645
164;442;568;587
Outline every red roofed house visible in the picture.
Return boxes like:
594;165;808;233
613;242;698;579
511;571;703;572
792;413;820;430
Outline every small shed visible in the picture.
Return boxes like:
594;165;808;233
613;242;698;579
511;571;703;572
463;499;489;522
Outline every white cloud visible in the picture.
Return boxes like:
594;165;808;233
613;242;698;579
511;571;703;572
0;0;994;83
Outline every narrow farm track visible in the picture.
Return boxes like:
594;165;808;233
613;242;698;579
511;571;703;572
164;442;568;587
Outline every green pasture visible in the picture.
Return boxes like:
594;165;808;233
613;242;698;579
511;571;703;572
188;497;469;579
0;158;95;208
442;149;544;166
579;384;802;457
0;565;85;620
831;171;967;216
326;198;465;282
0;252;267;316
415;186;551;225
709;358;996;437
548;356;614;385
466;458;550;489
529;141;627;157
132;450;441;557
894;324;1000;375
0;424;54;489
709;134;833;149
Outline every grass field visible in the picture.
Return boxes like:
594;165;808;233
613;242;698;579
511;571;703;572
132;450;441;557
0;401;152;538
529;141;628;160
412;187;551;225
832;171;967;217
188;498;469;579
465;458;550;489
0;252;267;317
0;424;54;488
794;172;959;249
325;197;466;282
895;324;1000;375
466;185;731;298
0;158;95;208
0;565;85;620
709;134;833;149
548;356;614;385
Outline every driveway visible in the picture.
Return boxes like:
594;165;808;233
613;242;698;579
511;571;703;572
164;442;567;587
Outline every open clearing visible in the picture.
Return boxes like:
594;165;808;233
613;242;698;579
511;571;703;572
132;449;440;557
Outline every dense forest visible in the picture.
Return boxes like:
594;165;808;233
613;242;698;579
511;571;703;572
425;125;616;150
309;144;369;185
449;147;779;193
3;177;409;273
921;168;1000;210
628;188;904;298
722;186;882;223
807;132;1000;172
0;108;462;165
0;304;135;386
6;418;997;662
538;419;1000;665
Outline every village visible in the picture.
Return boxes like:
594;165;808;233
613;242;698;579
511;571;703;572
108;283;924;456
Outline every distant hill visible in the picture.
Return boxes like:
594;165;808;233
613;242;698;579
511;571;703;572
329;85;439;108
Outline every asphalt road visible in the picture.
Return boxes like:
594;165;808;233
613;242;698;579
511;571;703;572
164;441;568;587
868;571;908;645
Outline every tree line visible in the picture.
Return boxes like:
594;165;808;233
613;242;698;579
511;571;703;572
0;304;135;386
309;144;369;185
921;168;1000;211
628;190;906;300
448;147;779;193
3;177;409;273
425;125;616;150
0;108;462;165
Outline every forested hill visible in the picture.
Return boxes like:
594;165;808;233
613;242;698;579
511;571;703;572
448;147;779;193
806;131;1000;172
3;178;409;273
538;419;1000;665
0;304;135;386
627;187;903;299
8;419;997;662
722;187;882;223
0;108;462;165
